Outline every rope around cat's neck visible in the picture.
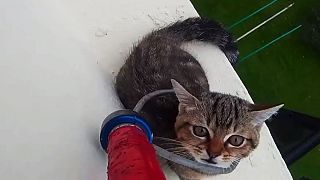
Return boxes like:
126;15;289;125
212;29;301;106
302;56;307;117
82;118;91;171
133;89;175;112
133;89;239;175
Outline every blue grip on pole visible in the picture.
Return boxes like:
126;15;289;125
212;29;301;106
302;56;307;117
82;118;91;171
100;110;153;152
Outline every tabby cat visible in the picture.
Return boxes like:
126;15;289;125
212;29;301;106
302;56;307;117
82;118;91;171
115;17;283;180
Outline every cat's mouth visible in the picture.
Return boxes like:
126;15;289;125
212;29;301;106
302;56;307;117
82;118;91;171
201;158;217;164
199;157;238;169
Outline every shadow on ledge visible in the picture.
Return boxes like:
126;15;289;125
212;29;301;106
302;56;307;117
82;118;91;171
266;108;320;166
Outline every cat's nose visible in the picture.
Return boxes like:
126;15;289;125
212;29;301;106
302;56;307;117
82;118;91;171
208;138;223;157
210;154;219;158
206;150;220;159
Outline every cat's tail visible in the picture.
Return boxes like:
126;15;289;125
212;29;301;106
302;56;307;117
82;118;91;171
159;17;239;65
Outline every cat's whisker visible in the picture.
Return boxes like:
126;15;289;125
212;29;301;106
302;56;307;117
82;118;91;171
172;152;194;161
166;149;188;154
155;142;184;147
158;147;195;161
154;136;183;143
157;143;195;150
157;143;199;151
165;147;192;155
167;162;177;170
154;141;196;160
154;136;202;150
193;148;203;154
164;146;189;151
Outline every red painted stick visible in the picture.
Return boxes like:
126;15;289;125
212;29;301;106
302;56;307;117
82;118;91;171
107;125;166;180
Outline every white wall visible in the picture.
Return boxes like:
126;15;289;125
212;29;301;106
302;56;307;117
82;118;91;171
0;0;292;179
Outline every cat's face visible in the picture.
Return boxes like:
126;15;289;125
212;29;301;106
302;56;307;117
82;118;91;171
171;79;283;169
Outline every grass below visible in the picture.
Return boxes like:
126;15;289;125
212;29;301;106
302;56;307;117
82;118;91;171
191;0;320;179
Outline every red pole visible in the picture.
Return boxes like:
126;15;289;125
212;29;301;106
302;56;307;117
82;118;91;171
107;125;166;180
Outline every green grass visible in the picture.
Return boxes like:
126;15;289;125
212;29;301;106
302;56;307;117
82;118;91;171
290;144;320;179
191;0;320;179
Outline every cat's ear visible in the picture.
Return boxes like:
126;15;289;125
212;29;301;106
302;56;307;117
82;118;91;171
249;104;284;127
171;79;199;113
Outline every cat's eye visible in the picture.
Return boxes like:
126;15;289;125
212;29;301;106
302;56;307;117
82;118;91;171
227;135;245;147
192;126;208;137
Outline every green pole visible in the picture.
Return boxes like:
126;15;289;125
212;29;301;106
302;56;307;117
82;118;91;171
238;25;302;64
228;0;279;30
